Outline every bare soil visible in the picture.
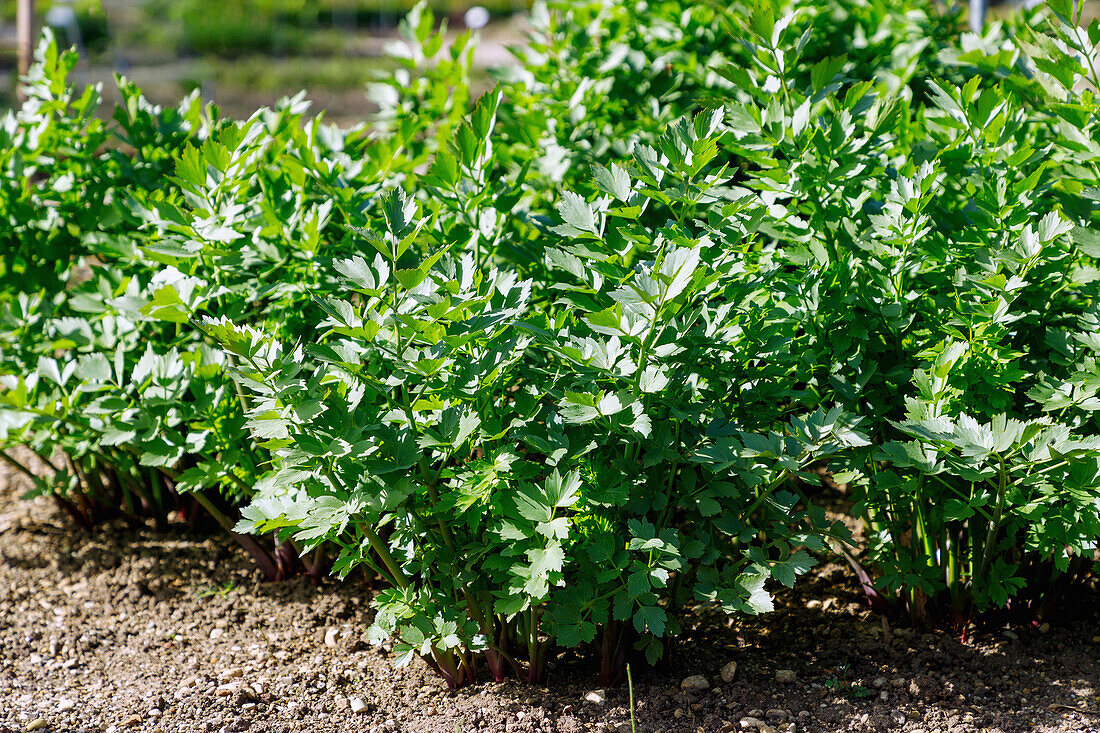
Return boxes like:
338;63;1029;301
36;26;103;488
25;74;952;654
1;457;1098;733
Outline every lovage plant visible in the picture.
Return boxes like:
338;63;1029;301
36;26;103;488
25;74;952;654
3;0;1099;692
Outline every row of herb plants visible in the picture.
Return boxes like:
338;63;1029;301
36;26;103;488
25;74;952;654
2;0;1098;688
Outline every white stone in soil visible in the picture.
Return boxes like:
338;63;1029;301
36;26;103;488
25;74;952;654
584;689;607;705
218;668;243;683
325;627;339;647
350;697;368;714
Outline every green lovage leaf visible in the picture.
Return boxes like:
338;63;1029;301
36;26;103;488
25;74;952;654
140;285;190;323
382;187;418;239
554;191;599;237
593;163;633;202
558;392;601;423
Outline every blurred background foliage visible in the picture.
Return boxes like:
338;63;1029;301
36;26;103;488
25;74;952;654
1;1;1098;127
0;0;526;119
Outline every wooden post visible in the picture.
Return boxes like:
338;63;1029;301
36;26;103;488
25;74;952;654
17;0;34;97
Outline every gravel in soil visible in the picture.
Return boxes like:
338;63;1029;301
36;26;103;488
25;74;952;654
1;456;1098;733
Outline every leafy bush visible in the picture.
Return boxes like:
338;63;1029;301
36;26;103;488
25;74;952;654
3;0;1099;690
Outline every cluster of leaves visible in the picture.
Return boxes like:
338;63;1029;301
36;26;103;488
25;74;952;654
3;0;1100;689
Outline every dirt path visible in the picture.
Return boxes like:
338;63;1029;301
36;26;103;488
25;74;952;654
0;458;1098;733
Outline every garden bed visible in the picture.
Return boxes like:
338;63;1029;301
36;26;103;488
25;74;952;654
2;459;1097;733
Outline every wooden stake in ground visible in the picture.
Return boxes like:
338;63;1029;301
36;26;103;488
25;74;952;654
17;0;34;93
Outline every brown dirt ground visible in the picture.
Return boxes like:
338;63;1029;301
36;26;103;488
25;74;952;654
1;456;1098;733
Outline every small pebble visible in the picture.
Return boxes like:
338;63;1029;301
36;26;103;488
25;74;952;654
873;677;887;689
325;628;339;648
775;669;797;684
24;721;49;732
350;697;368;714
57;698;76;712
721;661;738;683
1038;622;1051;634
681;675;710;692
218;668;243;683
210;629;225;640
585;689;607;705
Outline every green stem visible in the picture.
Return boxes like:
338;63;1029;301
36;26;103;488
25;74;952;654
0;449;38;481
224;354;254;413
527;605;545;682
361;522;410;591
913;476;936;568
743;467;794;519
627;663;637;733
974;458;1009;586
189;491;235;532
